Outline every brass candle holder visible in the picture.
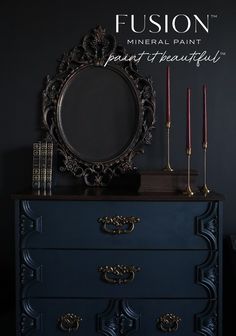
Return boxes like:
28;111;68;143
163;122;173;172
201;143;210;196
183;149;194;196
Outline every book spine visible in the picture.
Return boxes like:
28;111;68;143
40;141;47;193
32;141;41;192
46;142;53;193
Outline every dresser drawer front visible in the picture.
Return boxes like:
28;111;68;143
21;249;216;299
20;200;218;249
19;298;217;336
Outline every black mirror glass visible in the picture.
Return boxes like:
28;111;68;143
58;66;139;162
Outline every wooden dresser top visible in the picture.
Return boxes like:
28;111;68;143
12;187;224;202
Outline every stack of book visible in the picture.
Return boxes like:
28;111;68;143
32;140;53;194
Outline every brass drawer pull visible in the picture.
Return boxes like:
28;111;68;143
157;313;181;332
98;264;141;284
98;215;140;234
58;313;82;332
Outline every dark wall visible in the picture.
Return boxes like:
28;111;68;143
1;0;235;333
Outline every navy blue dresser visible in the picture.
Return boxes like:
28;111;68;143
15;191;223;335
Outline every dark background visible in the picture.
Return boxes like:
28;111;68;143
1;0;235;334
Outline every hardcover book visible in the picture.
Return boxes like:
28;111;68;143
32;141;41;192
40;141;47;193
46;141;53;192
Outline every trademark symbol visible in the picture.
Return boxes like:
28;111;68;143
211;14;218;19
220;52;226;56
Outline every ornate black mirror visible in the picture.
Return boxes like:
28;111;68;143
42;26;156;186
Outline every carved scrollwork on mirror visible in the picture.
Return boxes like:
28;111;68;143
42;26;156;186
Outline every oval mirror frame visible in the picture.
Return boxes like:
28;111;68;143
42;26;156;186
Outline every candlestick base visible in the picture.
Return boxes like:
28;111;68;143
163;163;174;172
183;153;194;197
200;184;210;197
183;185;194;197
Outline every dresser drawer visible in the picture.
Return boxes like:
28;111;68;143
19;298;217;335
19;200;218;249
21;249;216;299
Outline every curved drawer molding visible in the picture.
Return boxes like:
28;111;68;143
196;202;218;250
20;299;41;335
21;249;42;298
97;299;140;336
195;300;217;336
20;200;42;248
196;251;218;299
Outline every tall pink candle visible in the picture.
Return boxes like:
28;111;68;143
203;85;208;147
166;66;171;127
186;88;191;154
